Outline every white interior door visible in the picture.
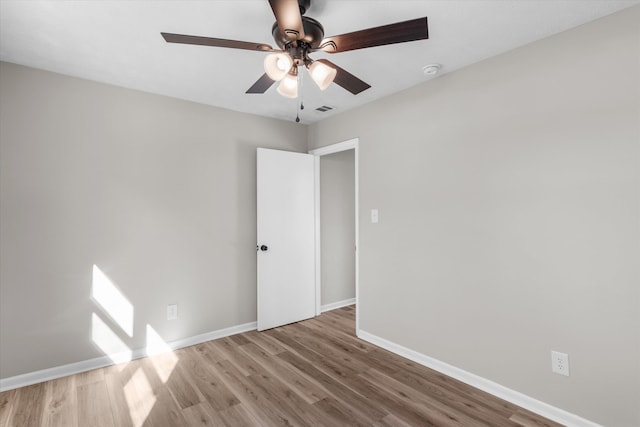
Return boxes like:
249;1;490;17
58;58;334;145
257;148;315;331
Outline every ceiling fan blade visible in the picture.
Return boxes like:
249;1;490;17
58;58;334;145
319;17;428;53
161;32;275;52
246;73;276;94
316;59;371;95
269;0;306;41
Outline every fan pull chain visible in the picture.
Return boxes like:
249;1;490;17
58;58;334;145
296;69;304;123
295;101;302;122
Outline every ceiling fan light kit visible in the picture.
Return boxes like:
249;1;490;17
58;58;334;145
264;52;294;81
307;60;337;91
277;70;299;98
162;0;429;115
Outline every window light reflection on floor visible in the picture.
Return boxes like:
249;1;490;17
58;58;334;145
146;324;178;383
123;367;157;427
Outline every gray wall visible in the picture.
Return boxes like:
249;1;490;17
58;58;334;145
308;7;639;427
0;62;307;378
320;150;355;306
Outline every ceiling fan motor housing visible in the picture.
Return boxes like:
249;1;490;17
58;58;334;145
271;16;325;50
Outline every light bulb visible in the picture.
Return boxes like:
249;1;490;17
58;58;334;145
277;73;298;98
308;61;337;91
264;53;293;81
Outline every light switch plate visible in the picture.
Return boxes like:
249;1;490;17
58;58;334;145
371;209;379;223
167;304;178;320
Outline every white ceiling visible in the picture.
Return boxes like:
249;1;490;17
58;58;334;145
1;1;638;124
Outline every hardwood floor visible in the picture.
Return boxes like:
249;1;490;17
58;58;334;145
0;306;564;426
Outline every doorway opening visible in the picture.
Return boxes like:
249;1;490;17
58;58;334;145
309;138;359;333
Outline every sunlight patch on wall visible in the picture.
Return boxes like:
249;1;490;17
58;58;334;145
91;313;132;364
146;324;178;383
123;367;157;427
92;264;134;337
90;264;178;392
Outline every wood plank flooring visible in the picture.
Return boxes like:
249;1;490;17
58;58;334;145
0;306;564;426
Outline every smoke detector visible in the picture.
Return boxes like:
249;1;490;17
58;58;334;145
422;64;441;76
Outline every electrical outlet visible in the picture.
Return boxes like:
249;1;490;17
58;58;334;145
551;350;570;376
167;304;178;320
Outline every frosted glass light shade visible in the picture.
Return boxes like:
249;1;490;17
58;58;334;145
308;61;337;90
264;53;293;81
277;73;298;98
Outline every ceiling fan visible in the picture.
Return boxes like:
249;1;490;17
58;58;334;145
161;0;428;98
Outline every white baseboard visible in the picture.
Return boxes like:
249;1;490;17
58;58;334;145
321;297;356;313
0;321;257;392
357;330;602;427
2;317;599;426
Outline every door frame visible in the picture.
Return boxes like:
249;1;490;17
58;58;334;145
309;138;360;333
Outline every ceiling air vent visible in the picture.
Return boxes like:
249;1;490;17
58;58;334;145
315;105;335;113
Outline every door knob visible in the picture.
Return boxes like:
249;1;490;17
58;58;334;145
260;245;268;251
